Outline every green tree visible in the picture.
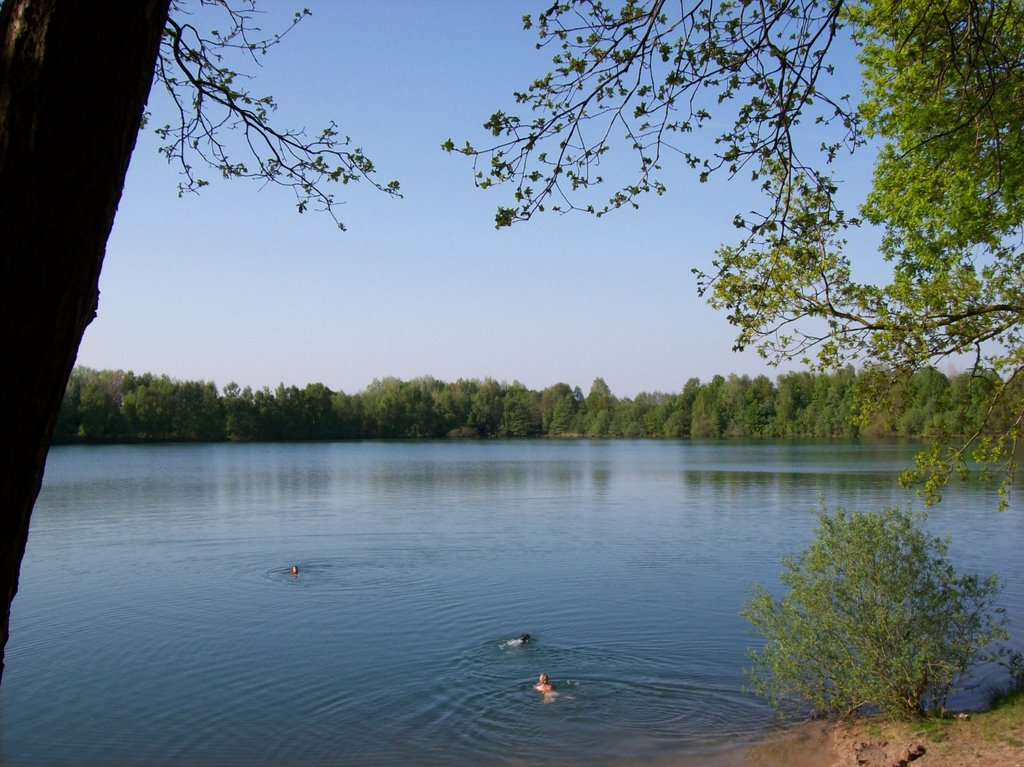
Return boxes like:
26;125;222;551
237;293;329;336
544;383;581;436
330;390;359;439
223;383;258;440
362;377;406;438
774;372;814;438
719;374;751;437
400;377;445;438
540;382;574;434
690;375;725;438
249;387;279;440
296;383;337;440
806;373;834;437
939;371;998;440
743;506;1008;720
586;377;614;414
500;384;542;437
171;380;224;441
664;377;702;438
635;391;674;437
652;391;685;438
122;374;176;440
272;384;306;439
897;367;951;437
469;379;504;437
589;407;610;436
433;379;476;437
823;367;858;437
76;373;127;442
456;0;1024;499
744;374;777;437
660;406;689;439
612;404;646;438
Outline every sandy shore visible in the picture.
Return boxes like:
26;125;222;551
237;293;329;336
716;702;1024;767
598;695;1022;767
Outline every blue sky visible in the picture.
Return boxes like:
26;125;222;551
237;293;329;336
77;1;882;398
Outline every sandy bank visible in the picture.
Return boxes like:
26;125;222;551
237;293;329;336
600;694;1022;767
720;697;1024;767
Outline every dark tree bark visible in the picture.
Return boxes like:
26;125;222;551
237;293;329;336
0;0;171;680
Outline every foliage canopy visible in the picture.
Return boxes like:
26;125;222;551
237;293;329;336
452;0;1024;502
743;506;1008;720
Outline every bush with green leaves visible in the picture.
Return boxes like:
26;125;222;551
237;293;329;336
743;506;1007;720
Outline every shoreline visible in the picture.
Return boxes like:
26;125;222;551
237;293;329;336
592;721;837;767
701;693;1024;767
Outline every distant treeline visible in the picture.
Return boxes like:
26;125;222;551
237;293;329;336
52;365;1010;444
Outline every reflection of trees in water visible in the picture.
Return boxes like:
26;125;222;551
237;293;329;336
366;457;588;494
681;469;906;498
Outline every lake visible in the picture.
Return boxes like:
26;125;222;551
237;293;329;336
2;440;1021;766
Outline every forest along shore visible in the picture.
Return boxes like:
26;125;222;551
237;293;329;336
57;365;1001;443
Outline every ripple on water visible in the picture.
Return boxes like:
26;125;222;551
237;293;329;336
257;553;431;593
366;634;766;766
9;442;1016;767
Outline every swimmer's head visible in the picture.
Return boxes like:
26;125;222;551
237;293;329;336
538;673;548;684
290;565;299;575
520;633;531;643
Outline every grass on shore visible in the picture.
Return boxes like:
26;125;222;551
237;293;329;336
832;690;1024;767
967;689;1024;748
875;689;1023;744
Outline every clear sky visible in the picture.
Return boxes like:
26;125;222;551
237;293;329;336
77;1;882;398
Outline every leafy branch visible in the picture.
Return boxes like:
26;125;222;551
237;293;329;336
454;0;1024;502
448;0;858;232
155;1;400;229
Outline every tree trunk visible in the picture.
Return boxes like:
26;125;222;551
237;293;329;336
0;0;171;681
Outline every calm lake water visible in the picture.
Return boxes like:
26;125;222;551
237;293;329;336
2;440;1021;766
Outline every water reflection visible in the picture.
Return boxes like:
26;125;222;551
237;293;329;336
1;440;1019;767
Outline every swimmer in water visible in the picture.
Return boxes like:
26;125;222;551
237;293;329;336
290;565;299;576
533;673;553;693
520;633;531;644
